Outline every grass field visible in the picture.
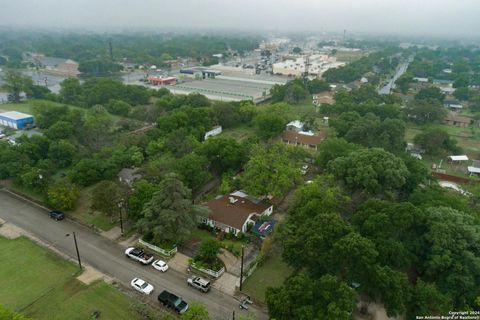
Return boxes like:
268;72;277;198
221;124;256;141
0;236;143;320
242;250;293;304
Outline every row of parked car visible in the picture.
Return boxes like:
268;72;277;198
124;247;212;314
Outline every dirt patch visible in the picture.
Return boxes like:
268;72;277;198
0;222;24;239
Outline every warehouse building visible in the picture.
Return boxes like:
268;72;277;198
0;111;34;129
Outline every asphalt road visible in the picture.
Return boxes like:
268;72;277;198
0;190;268;320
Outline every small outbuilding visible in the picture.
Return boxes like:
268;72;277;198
447;155;469;163
0;111;34;129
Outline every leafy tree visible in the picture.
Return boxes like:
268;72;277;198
173;153;211;190
47;179;78;210
395;72;413;94
45;121;75;140
195;239;221;265
254;112;286;140
292;47;302;54
59;78;83;105
415;87;444;102
284;83;308;104
266;273;357;320
180;302;210;320
48;139;76;167
328;148;409;197
316;138;361;168
30;85;51;99
406;98;447;124
1;70;33;102
212;102;240;128
137;173;209;245
242;144;301;198
32;102;70;129
407;280;452;319
82;105;113;150
186;93;211;108
106;99;131;116
413;128;460;155
197;137;246;174
421;207;480;308
91;180;123;218
127;180;160;221
453;87;472;101
307;79;330;94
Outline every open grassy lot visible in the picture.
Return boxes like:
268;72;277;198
0;236;77;310
221;124;256;141
68;184;117;231
242;250;293;304
24;280;142;320
189;227;246;257
0;236;143;320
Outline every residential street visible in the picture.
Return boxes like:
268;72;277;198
0;190;268;320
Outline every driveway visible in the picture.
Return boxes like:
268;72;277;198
0;190;268;320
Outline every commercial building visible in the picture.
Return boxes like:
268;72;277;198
0;111;34;129
146;76;178;85
272;54;344;77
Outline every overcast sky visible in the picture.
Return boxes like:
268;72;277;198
1;0;479;37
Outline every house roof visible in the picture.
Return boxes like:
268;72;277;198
206;192;271;230
286;120;304;129
281;130;325;145
444;113;471;124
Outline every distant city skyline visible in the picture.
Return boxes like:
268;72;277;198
0;0;479;38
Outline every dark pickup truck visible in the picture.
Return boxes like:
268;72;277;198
158;290;188;314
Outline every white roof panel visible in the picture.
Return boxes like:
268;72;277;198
0;111;33;120
468;166;480;173
448;155;469;161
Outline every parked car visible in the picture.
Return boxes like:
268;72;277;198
49;210;65;221
158;290;188;314
130;278;154;295
152;260;169;272
187;276;211;293
125;247;154;265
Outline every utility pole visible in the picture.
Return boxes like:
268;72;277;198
118;199;124;235
239;245;245;291
66;232;82;269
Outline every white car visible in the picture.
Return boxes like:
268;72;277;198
152;260;169;272
130;278;154;295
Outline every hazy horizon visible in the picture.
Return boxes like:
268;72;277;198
0;0;479;38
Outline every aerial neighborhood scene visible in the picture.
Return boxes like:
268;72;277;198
1;1;480;319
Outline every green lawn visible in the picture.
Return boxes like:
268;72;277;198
242;251;293;304
0;236;144;320
221;124;256;141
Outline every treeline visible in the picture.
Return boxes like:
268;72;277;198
270;78;330;104
0;31;260;71
323;48;401;83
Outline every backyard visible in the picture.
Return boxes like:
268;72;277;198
242;249;292;304
0;236;143;320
